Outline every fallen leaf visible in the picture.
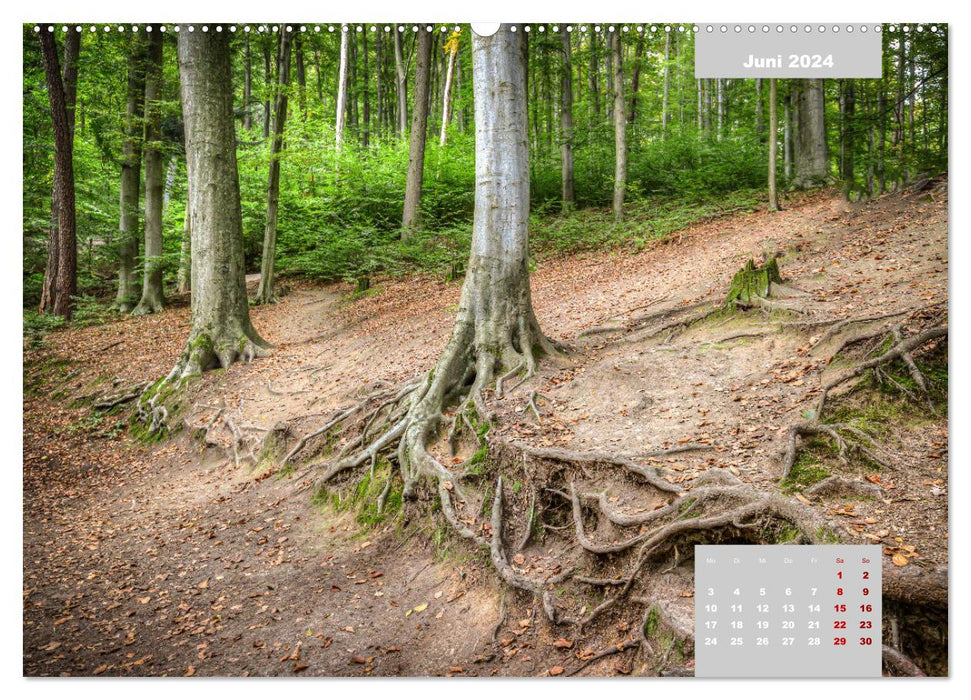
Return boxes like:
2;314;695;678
549;665;565;676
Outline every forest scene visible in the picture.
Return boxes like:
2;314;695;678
23;22;948;677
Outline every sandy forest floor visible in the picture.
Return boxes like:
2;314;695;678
23;183;948;677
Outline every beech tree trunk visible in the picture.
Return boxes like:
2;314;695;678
662;31;671;138
610;30;627;223
627;33;644;124
243;36;252;131
841;79;855;200
336;28;349;147
133;29;166;316
783;94;792;180
768;78;779;212
401;27;432;233
114;35;147;312
395;24;556;497
362;30;370;146
40;29;79;316
792;78;829;188
172;27;268;378
255;28;292;305
394;28;408;137
262;38;271;139
39;30;78;320
439;36;457;146
559;29;575;211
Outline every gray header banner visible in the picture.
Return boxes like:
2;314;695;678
695;24;883;79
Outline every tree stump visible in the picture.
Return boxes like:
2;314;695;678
725;258;783;306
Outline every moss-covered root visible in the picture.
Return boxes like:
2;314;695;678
725;258;783;306
171;325;271;381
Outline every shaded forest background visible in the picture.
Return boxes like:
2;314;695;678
23;23;947;327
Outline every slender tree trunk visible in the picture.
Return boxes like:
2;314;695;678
170;26;268;379
559;29;575;211
362;30;371;146
783;93;792;180
133;29;166;315
243;35;252;131
262;38;271;139
113;35;147;312
439;35;458;147
177;199;191;294
375;30;384;138
841;79;855;200
588;32;599;119
610;30;626;223
768;78;779;212
401;28;432;233
394;28;408;137
295;32;307;121
255;28;292;305
716;78;724;138
792;79;829;188
662;31;671;138
39;30;77;320
878;85;887;193
348;32;358;134
40;30;79;316
755;78;764;143
336;28;349;148
627;33;645;124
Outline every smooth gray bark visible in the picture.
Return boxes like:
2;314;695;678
559;29;575;210
394;28;408;137
610;30;627;223
133;29;166;316
255;28;292;304
768;78;779;212
114;35;147;311
402;27;432;233
171;27;268;378
336;28;349;147
439;35;457;146
792;78;829;188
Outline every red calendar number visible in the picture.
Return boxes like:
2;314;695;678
860;637;873;645
833;620;846;629
860;604;872;612
834;637;847;645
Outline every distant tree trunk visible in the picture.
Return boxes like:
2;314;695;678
877;86;887;193
401;28;432;234
792;78;829;188
336;28;349;148
262;38;271;139
768;78;779;212
841;79;855;200
783;93;792;180
662;31;671;138
348;32;358;134
439;32;458;147
294;32;307;121
243;35;252;131
755;78;764;143
895;33;906;150
588;32;600;118
627;33;645;123
362;30;370;146
559;29;575;211
113;35;147;312
375;31;384;138
39;30;78;320
133;29;166;315
40;30;79;316
716;78;725;138
610;30;627;223
394;28;408;137
255;28;292;305
177;200;191;294
170;27;268;379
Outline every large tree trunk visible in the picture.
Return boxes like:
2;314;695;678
401;27;432;233
396;24;556;497
439;32;458;147
39;30;78;320
393;28;408;137
114;36;147;312
40;30;79;316
133;29;166;316
610;30;627;223
768;78;779;212
335;28;349;148
171;26;268;379
559;29;575;211
792;78;829;188
254;28;292;305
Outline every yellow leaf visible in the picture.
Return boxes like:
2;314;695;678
892;552;910;566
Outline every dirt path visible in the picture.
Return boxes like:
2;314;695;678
23;186;948;676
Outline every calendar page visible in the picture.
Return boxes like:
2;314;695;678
20;3;949;685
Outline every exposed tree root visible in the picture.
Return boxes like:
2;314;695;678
882;645;926;677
